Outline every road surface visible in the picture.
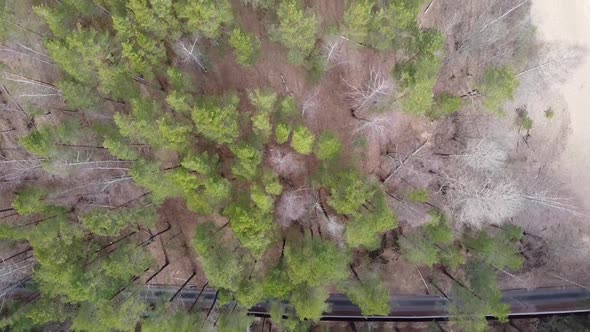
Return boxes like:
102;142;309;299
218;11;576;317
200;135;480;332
142;286;590;321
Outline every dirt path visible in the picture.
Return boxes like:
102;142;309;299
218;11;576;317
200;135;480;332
532;0;590;210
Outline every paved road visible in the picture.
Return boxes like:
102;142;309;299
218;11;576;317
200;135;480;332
142;286;590;321
8;284;589;321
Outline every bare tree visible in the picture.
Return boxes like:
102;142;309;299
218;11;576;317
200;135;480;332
452;139;508;174
269;148;302;177
446;173;525;228
174;37;207;72
276;190;312;228
344;69;394;116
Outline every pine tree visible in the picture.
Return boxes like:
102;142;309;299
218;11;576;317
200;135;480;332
290;125;315;155
478;67;519;115
223;200;275;256
270;0;318;65
315;131;342;161
322;169;376;216
345;192;397;250
80;206;158;237
289;285;329;321
192;94;240;145
230;143;262;180
343;274;391;316
285;237;350;287
175;0;233;40
192;222;247;291
230;28;260;67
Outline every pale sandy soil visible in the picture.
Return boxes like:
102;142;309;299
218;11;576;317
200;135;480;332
532;0;590;209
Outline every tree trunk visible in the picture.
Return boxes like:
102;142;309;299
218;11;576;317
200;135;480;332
138;223;172;247
94;231;137;254
206;290;219;319
350;264;363;285
169;271;196;302
0;247;32;263
144;259;170;284
189;282;208;312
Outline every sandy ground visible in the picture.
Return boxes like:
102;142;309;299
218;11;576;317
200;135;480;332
532;0;590;210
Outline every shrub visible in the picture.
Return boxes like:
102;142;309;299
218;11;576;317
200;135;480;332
275;123;291;144
315;131;342;161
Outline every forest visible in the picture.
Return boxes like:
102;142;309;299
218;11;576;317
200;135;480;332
0;0;588;331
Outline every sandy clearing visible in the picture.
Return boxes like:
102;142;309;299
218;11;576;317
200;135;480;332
531;0;590;209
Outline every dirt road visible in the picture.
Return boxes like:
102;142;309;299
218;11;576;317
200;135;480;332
532;0;590;210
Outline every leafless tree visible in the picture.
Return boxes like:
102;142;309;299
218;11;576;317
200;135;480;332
175;37;207;72
276;190;312;228
452;139;508;174
445;173;525;228
344;68;394;116
2;72;62;100
268;148;302;177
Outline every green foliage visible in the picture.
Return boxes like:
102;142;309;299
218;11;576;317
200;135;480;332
175;0;233;39
250;89;278;113
231;144;262;180
230;28;260;67
275;123;291;144
343;274;391;316
343;0;374;45
449;260;510;331
235;278;265;308
315;131;342;161
223;201;275;256
193;222;245;291
100;243;153;280
278;96;299;122
545;108;555;119
263;170;283;195
250;185;275;213
271;0;318;65
113;14;168;78
129;161;180;203
432;94;463;119
323;169;376;215
12;188;49;216
269;302;311;332
142;312;205;332
192;94;240;144
19;121;81;158
59;80;101;109
46;29;111;85
263;265;296;300
397;30;445;117
464;226;524;270
290;125;315;155
289;285;329;321
343;0;420;49
285;237;350;287
478;67;519;115
80;206;158;237
345;192;397;249
241;0;273;9
181;152;219;175
103;137;139;161
98;64;139;101
71;298;147;332
398;212;463;268
406;189;428;203
217;307;255;332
